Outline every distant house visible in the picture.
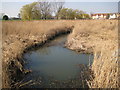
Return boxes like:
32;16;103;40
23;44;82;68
91;13;120;19
109;13;119;19
0;13;9;20
91;13;107;19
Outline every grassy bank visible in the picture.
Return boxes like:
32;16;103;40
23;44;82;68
2;20;119;88
65;20;119;88
2;20;74;88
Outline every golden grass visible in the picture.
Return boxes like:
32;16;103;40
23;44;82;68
2;20;73;41
66;20;119;88
2;20;119;88
91;41;118;88
2;20;74;88
0;21;2;89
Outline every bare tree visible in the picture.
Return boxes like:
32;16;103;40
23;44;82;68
38;0;52;19
52;0;64;18
38;0;64;19
20;0;64;20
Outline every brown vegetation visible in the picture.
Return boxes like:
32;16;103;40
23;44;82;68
2;20;119;88
66;20;119;88
2;20;74;88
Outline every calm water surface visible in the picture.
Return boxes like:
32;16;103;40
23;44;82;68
23;35;93;88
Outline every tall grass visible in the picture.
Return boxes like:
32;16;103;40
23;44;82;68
0;21;2;89
2;20;119;88
2;20;75;88
2;20;73;40
90;41;118;88
66;20;119;88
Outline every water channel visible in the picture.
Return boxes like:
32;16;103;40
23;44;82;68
23;35;94;88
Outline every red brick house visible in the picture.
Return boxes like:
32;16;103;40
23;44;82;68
91;13;120;19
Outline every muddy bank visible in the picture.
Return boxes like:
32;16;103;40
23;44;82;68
2;25;73;88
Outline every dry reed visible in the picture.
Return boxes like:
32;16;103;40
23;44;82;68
66;20;119;88
2;20;119;88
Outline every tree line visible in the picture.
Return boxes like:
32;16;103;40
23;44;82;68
20;1;91;20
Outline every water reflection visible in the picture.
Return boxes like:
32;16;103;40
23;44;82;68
23;35;93;88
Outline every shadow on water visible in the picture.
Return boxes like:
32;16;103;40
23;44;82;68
20;35;94;88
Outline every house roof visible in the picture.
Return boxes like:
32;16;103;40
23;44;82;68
91;13;107;16
91;13;120;16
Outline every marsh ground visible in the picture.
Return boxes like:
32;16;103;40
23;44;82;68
2;20;119;88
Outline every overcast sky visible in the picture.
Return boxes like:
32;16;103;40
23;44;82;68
1;0;119;17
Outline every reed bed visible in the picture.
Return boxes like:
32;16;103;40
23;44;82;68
2;20;74;88
66;20;119;88
2;20;119;88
